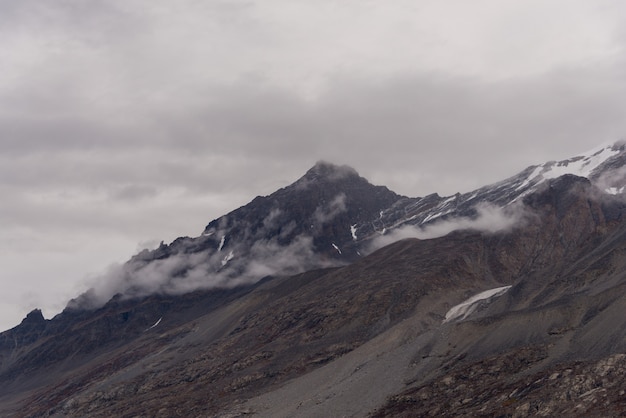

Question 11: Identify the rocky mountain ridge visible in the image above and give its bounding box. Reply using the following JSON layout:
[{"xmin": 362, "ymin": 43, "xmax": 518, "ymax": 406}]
[
  {"xmin": 63, "ymin": 142, "xmax": 626, "ymax": 312},
  {"xmin": 2, "ymin": 142, "xmax": 626, "ymax": 416}
]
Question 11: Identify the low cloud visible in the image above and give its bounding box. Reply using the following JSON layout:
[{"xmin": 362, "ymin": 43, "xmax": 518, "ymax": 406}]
[
  {"xmin": 313, "ymin": 193, "xmax": 347, "ymax": 225},
  {"xmin": 67, "ymin": 200, "xmax": 530, "ymax": 311},
  {"xmin": 593, "ymin": 165, "xmax": 626, "ymax": 196},
  {"xmin": 68, "ymin": 223, "xmax": 338, "ymax": 311},
  {"xmin": 370, "ymin": 203, "xmax": 528, "ymax": 251}
]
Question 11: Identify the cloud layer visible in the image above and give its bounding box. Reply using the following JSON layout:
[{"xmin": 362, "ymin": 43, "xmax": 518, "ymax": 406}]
[
  {"xmin": 370, "ymin": 203, "xmax": 529, "ymax": 251},
  {"xmin": 69, "ymin": 232, "xmax": 336, "ymax": 311}
]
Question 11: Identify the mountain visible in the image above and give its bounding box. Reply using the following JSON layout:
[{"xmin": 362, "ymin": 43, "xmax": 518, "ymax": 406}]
[
  {"xmin": 65, "ymin": 161, "xmax": 404, "ymax": 311},
  {"xmin": 2, "ymin": 143, "xmax": 626, "ymax": 417}
]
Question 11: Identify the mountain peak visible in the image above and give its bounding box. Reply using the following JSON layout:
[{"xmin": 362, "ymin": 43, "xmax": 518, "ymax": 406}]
[
  {"xmin": 302, "ymin": 161, "xmax": 360, "ymax": 182},
  {"xmin": 21, "ymin": 309, "xmax": 45, "ymax": 325}
]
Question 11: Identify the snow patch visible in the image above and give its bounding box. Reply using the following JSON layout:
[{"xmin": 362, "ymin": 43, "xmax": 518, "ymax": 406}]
[
  {"xmin": 422, "ymin": 196, "xmax": 457, "ymax": 224},
  {"xmin": 146, "ymin": 317, "xmax": 162, "ymax": 331},
  {"xmin": 464, "ymin": 192, "xmax": 479, "ymax": 202},
  {"xmin": 541, "ymin": 145, "xmax": 620, "ymax": 181},
  {"xmin": 443, "ymin": 196, "xmax": 456, "ymax": 205},
  {"xmin": 422, "ymin": 211, "xmax": 445, "ymax": 224},
  {"xmin": 508, "ymin": 190, "xmax": 531, "ymax": 205},
  {"xmin": 218, "ymin": 235, "xmax": 226, "ymax": 252},
  {"xmin": 332, "ymin": 243, "xmax": 342, "ymax": 254},
  {"xmin": 516, "ymin": 166, "xmax": 543, "ymax": 191},
  {"xmin": 606, "ymin": 186, "xmax": 625, "ymax": 195},
  {"xmin": 221, "ymin": 250, "xmax": 234, "ymax": 266},
  {"xmin": 350, "ymin": 224, "xmax": 358, "ymax": 241},
  {"xmin": 443, "ymin": 286, "xmax": 511, "ymax": 323}
]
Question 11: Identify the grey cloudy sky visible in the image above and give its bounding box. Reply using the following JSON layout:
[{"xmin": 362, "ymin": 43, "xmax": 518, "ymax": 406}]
[{"xmin": 2, "ymin": 0, "xmax": 626, "ymax": 331}]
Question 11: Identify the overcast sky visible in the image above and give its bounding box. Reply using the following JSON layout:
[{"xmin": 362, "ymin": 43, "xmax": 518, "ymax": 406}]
[{"xmin": 2, "ymin": 0, "xmax": 626, "ymax": 331}]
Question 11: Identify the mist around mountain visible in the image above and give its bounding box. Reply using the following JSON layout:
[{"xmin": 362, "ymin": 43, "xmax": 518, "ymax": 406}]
[{"xmin": 2, "ymin": 142, "xmax": 626, "ymax": 416}]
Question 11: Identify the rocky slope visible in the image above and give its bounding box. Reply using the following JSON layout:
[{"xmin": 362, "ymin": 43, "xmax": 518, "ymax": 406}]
[{"xmin": 1, "ymin": 143, "xmax": 626, "ymax": 416}]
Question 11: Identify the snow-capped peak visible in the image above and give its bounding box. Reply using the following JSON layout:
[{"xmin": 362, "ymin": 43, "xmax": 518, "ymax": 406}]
[
  {"xmin": 508, "ymin": 142, "xmax": 626, "ymax": 199},
  {"xmin": 539, "ymin": 143, "xmax": 622, "ymax": 181}
]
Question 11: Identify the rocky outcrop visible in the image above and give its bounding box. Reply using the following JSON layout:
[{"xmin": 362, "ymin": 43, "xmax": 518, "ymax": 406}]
[{"xmin": 374, "ymin": 351, "xmax": 626, "ymax": 417}]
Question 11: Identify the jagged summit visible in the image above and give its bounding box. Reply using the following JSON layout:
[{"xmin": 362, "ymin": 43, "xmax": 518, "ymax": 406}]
[
  {"xmin": 21, "ymin": 309, "xmax": 45, "ymax": 325},
  {"xmin": 301, "ymin": 160, "xmax": 360, "ymax": 181},
  {"xmin": 288, "ymin": 161, "xmax": 376, "ymax": 193},
  {"xmin": 198, "ymin": 159, "xmax": 402, "ymax": 262}
]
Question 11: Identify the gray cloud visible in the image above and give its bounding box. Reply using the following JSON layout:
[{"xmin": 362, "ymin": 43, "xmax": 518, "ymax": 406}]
[
  {"xmin": 110, "ymin": 184, "xmax": 159, "ymax": 202},
  {"xmin": 370, "ymin": 203, "xmax": 530, "ymax": 251},
  {"xmin": 70, "ymin": 232, "xmax": 335, "ymax": 311},
  {"xmin": 313, "ymin": 193, "xmax": 348, "ymax": 225},
  {"xmin": 5, "ymin": 68, "xmax": 625, "ymax": 197}
]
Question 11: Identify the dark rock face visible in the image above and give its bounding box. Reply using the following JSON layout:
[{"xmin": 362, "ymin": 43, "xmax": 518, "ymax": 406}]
[
  {"xmin": 0, "ymin": 310, "xmax": 47, "ymax": 377},
  {"xmin": 3, "ymin": 150, "xmax": 626, "ymax": 417},
  {"xmin": 201, "ymin": 161, "xmax": 404, "ymax": 260},
  {"xmin": 66, "ymin": 162, "xmax": 408, "ymax": 311}
]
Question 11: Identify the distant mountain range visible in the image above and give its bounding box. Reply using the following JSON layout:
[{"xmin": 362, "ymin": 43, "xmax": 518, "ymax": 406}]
[{"xmin": 2, "ymin": 142, "xmax": 626, "ymax": 417}]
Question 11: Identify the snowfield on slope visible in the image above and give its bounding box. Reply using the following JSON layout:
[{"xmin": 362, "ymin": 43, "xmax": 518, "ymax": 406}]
[
  {"xmin": 444, "ymin": 286, "xmax": 512, "ymax": 323},
  {"xmin": 540, "ymin": 145, "xmax": 620, "ymax": 181}
]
